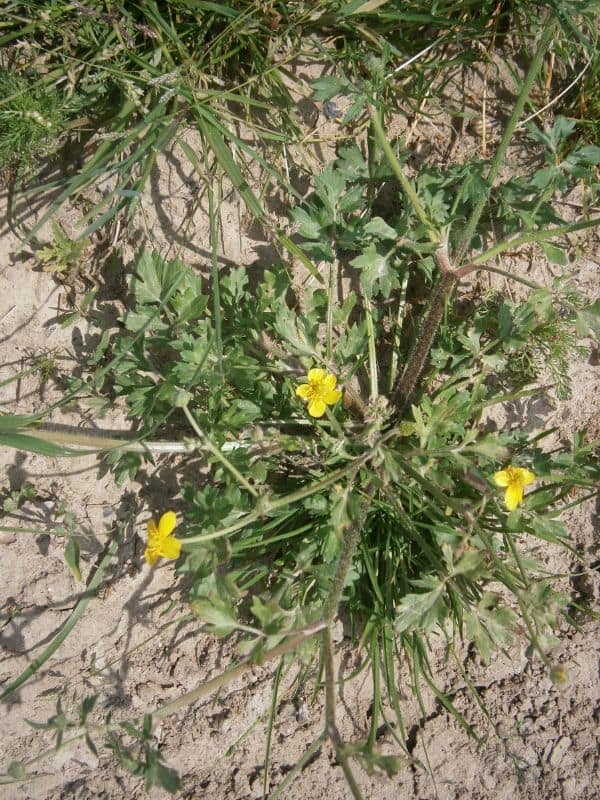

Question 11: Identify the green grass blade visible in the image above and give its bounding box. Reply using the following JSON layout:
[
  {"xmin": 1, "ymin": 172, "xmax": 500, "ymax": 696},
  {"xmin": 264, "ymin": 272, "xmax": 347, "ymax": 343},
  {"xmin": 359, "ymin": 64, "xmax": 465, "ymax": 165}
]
[
  {"xmin": 0, "ymin": 413, "xmax": 44, "ymax": 432},
  {"xmin": 0, "ymin": 432, "xmax": 94, "ymax": 457},
  {"xmin": 196, "ymin": 115, "xmax": 264, "ymax": 219}
]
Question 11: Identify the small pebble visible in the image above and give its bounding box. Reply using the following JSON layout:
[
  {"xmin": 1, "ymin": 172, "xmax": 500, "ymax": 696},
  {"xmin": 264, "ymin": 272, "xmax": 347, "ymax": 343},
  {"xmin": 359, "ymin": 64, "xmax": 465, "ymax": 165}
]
[{"xmin": 323, "ymin": 100, "xmax": 341, "ymax": 120}]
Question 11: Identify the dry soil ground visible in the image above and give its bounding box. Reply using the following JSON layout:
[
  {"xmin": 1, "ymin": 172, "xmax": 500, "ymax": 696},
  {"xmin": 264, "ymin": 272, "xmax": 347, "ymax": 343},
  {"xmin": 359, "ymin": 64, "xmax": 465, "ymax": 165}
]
[{"xmin": 0, "ymin": 64, "xmax": 599, "ymax": 800}]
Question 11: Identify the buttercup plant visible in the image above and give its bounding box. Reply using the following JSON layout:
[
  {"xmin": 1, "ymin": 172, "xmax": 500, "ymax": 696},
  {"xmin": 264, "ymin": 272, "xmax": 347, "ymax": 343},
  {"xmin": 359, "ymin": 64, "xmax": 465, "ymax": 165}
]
[{"xmin": 1, "ymin": 8, "xmax": 600, "ymax": 799}]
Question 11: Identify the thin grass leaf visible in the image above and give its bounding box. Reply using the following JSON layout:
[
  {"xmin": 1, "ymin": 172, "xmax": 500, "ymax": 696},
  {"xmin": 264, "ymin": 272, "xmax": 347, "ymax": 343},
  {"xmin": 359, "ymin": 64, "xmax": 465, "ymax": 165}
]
[{"xmin": 0, "ymin": 432, "xmax": 94, "ymax": 457}]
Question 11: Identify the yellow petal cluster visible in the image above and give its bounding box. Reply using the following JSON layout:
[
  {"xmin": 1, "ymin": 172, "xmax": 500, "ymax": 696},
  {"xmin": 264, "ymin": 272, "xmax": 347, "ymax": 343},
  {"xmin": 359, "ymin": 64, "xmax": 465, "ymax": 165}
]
[
  {"xmin": 493, "ymin": 466, "xmax": 536, "ymax": 511},
  {"xmin": 145, "ymin": 511, "xmax": 181, "ymax": 566},
  {"xmin": 296, "ymin": 368, "xmax": 342, "ymax": 418}
]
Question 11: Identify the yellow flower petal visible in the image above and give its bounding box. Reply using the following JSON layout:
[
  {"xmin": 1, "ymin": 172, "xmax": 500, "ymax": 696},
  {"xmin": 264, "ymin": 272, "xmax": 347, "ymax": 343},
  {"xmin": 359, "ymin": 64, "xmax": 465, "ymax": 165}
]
[
  {"xmin": 516, "ymin": 468, "xmax": 536, "ymax": 486},
  {"xmin": 159, "ymin": 535, "xmax": 181, "ymax": 561},
  {"xmin": 321, "ymin": 374, "xmax": 337, "ymax": 392},
  {"xmin": 505, "ymin": 484, "xmax": 524, "ymax": 511},
  {"xmin": 157, "ymin": 511, "xmax": 177, "ymax": 538},
  {"xmin": 145, "ymin": 512, "xmax": 179, "ymax": 567},
  {"xmin": 493, "ymin": 469, "xmax": 510, "ymax": 487},
  {"xmin": 322, "ymin": 388, "xmax": 342, "ymax": 405},
  {"xmin": 296, "ymin": 384, "xmax": 311, "ymax": 399},
  {"xmin": 307, "ymin": 368, "xmax": 326, "ymax": 384},
  {"xmin": 308, "ymin": 398, "xmax": 327, "ymax": 418}
]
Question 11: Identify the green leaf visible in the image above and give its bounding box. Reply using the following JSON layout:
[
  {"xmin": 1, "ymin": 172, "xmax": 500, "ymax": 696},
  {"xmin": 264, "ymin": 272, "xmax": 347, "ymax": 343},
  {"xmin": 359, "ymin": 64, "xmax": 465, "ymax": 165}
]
[
  {"xmin": 395, "ymin": 581, "xmax": 444, "ymax": 633},
  {"xmin": 291, "ymin": 207, "xmax": 322, "ymax": 240},
  {"xmin": 79, "ymin": 695, "xmax": 97, "ymax": 725},
  {"xmin": 191, "ymin": 597, "xmax": 238, "ymax": 636},
  {"xmin": 350, "ymin": 244, "xmax": 395, "ymax": 298},
  {"xmin": 540, "ymin": 242, "xmax": 567, "ymax": 266},
  {"xmin": 64, "ymin": 537, "xmax": 82, "ymax": 582},
  {"xmin": 451, "ymin": 550, "xmax": 484, "ymax": 577},
  {"xmin": 0, "ymin": 413, "xmax": 42, "ymax": 432},
  {"xmin": 156, "ymin": 763, "xmax": 181, "ymax": 794},
  {"xmin": 315, "ymin": 165, "xmax": 348, "ymax": 214},
  {"xmin": 336, "ymin": 144, "xmax": 369, "ymax": 179},
  {"xmin": 0, "ymin": 432, "xmax": 88, "ymax": 457},
  {"xmin": 574, "ymin": 144, "xmax": 600, "ymax": 163},
  {"xmin": 275, "ymin": 230, "xmax": 325, "ymax": 283},
  {"xmin": 343, "ymin": 0, "xmax": 390, "ymax": 14},
  {"xmin": 364, "ymin": 216, "xmax": 398, "ymax": 240},
  {"xmin": 311, "ymin": 76, "xmax": 349, "ymax": 101},
  {"xmin": 85, "ymin": 734, "xmax": 98, "ymax": 757},
  {"xmin": 221, "ymin": 399, "xmax": 261, "ymax": 428},
  {"xmin": 465, "ymin": 434, "xmax": 509, "ymax": 461},
  {"xmin": 131, "ymin": 250, "xmax": 189, "ymax": 306},
  {"xmin": 575, "ymin": 299, "xmax": 600, "ymax": 340},
  {"xmin": 531, "ymin": 516, "xmax": 569, "ymax": 544},
  {"xmin": 197, "ymin": 116, "xmax": 264, "ymax": 219}
]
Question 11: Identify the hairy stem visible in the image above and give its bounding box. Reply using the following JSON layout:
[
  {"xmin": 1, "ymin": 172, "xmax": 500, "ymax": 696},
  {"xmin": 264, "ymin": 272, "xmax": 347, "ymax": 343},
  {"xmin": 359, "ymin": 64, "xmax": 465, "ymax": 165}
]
[{"xmin": 389, "ymin": 268, "xmax": 456, "ymax": 418}]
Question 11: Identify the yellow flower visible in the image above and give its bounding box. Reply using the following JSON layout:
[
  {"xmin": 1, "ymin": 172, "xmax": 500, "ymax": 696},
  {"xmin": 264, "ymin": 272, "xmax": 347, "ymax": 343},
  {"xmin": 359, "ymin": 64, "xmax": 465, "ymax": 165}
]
[
  {"xmin": 145, "ymin": 511, "xmax": 181, "ymax": 566},
  {"xmin": 493, "ymin": 466, "xmax": 536, "ymax": 511},
  {"xmin": 296, "ymin": 368, "xmax": 343, "ymax": 418}
]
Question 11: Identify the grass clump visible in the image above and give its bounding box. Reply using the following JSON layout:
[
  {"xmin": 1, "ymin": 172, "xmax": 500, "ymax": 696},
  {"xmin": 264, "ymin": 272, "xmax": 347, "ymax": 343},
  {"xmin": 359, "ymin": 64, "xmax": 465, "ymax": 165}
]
[
  {"xmin": 0, "ymin": 68, "xmax": 71, "ymax": 174},
  {"xmin": 1, "ymin": 0, "xmax": 596, "ymax": 244}
]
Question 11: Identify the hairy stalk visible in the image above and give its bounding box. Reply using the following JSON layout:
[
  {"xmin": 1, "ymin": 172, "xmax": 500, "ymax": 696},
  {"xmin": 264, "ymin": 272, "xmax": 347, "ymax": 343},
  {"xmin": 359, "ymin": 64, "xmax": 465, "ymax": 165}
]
[
  {"xmin": 7, "ymin": 621, "xmax": 328, "ymax": 781},
  {"xmin": 183, "ymin": 451, "xmax": 373, "ymax": 545},
  {"xmin": 318, "ymin": 484, "xmax": 377, "ymax": 800},
  {"xmin": 465, "ymin": 216, "xmax": 600, "ymax": 269},
  {"xmin": 327, "ymin": 259, "xmax": 337, "ymax": 362},
  {"xmin": 382, "ymin": 16, "xmax": 560, "ymax": 424},
  {"xmin": 362, "ymin": 290, "xmax": 379, "ymax": 401},
  {"xmin": 21, "ymin": 425, "xmax": 198, "ymax": 453},
  {"xmin": 389, "ymin": 266, "xmax": 456, "ymax": 419},
  {"xmin": 387, "ymin": 272, "xmax": 409, "ymax": 394},
  {"xmin": 263, "ymin": 659, "xmax": 283, "ymax": 797},
  {"xmin": 151, "ymin": 623, "xmax": 326, "ymax": 719},
  {"xmin": 207, "ymin": 174, "xmax": 224, "ymax": 376},
  {"xmin": 324, "ymin": 485, "xmax": 374, "ymax": 623},
  {"xmin": 367, "ymin": 630, "xmax": 381, "ymax": 750}
]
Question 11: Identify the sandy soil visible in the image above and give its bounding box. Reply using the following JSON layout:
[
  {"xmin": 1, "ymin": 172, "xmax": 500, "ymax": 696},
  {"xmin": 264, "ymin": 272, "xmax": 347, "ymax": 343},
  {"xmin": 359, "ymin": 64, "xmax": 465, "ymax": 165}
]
[{"xmin": 1, "ymin": 69, "xmax": 599, "ymax": 800}]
